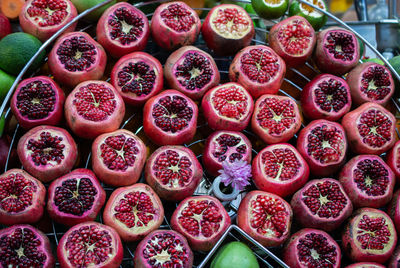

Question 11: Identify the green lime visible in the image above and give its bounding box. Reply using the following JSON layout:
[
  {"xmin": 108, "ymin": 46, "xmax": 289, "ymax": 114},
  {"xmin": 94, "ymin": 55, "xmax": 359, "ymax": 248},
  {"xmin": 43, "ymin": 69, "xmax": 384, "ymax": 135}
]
[
  {"xmin": 362, "ymin": 57, "xmax": 385, "ymax": 65},
  {"xmin": 70, "ymin": 0, "xmax": 117, "ymax": 21},
  {"xmin": 210, "ymin": 241, "xmax": 260, "ymax": 268},
  {"xmin": 289, "ymin": 0, "xmax": 327, "ymax": 30},
  {"xmin": 251, "ymin": 0, "xmax": 289, "ymax": 20},
  {"xmin": 0, "ymin": 32, "xmax": 45, "ymax": 76},
  {"xmin": 0, "ymin": 69, "xmax": 15, "ymax": 101}
]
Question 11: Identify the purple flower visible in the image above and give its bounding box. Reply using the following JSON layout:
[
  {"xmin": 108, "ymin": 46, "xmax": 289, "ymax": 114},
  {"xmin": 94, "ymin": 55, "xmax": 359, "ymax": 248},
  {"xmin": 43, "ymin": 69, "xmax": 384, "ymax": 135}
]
[{"xmin": 217, "ymin": 159, "xmax": 252, "ymax": 191}]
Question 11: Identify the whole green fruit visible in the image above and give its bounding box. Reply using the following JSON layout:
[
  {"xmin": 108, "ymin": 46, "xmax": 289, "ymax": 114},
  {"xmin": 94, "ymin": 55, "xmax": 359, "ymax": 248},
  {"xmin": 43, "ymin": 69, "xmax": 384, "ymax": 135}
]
[
  {"xmin": 211, "ymin": 241, "xmax": 260, "ymax": 268},
  {"xmin": 70, "ymin": 0, "xmax": 117, "ymax": 21}
]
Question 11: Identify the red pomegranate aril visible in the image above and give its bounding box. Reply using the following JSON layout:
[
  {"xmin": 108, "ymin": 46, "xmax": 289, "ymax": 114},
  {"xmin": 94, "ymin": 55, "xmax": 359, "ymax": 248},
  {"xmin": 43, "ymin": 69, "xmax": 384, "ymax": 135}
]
[
  {"xmin": 345, "ymin": 263, "xmax": 386, "ymax": 268},
  {"xmin": 386, "ymin": 140, "xmax": 400, "ymax": 182},
  {"xmin": 388, "ymin": 189, "xmax": 400, "ymax": 235}
]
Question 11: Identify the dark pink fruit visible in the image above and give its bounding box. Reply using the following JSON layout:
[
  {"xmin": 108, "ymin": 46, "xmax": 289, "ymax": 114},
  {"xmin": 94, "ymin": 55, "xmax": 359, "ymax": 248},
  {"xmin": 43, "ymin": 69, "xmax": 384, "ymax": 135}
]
[
  {"xmin": 58, "ymin": 222, "xmax": 123, "ymax": 268},
  {"xmin": 388, "ymin": 189, "xmax": 400, "ymax": 235},
  {"xmin": 65, "ymin": 80, "xmax": 125, "ymax": 139},
  {"xmin": 103, "ymin": 183, "xmax": 164, "ymax": 242},
  {"xmin": 342, "ymin": 208, "xmax": 397, "ymax": 264},
  {"xmin": 237, "ymin": 190, "xmax": 292, "ymax": 247},
  {"xmin": 0, "ymin": 136, "xmax": 12, "ymax": 171},
  {"xmin": 11, "ymin": 76, "xmax": 65, "ymax": 130},
  {"xmin": 97, "ymin": 2, "xmax": 149, "ymax": 58},
  {"xmin": 48, "ymin": 31, "xmax": 107, "ymax": 87},
  {"xmin": 150, "ymin": 1, "xmax": 200, "ymax": 51},
  {"xmin": 342, "ymin": 102, "xmax": 396, "ymax": 155},
  {"xmin": 386, "ymin": 140, "xmax": 400, "ymax": 182},
  {"xmin": 0, "ymin": 13, "xmax": 11, "ymax": 39},
  {"xmin": 300, "ymin": 74, "xmax": 351, "ymax": 121},
  {"xmin": 296, "ymin": 119, "xmax": 347, "ymax": 177},
  {"xmin": 229, "ymin": 45, "xmax": 286, "ymax": 98},
  {"xmin": 202, "ymin": 82, "xmax": 254, "ymax": 131},
  {"xmin": 164, "ymin": 46, "xmax": 220, "ymax": 100},
  {"xmin": 92, "ymin": 129, "xmax": 147, "ymax": 187},
  {"xmin": 251, "ymin": 94, "xmax": 301, "ymax": 144},
  {"xmin": 388, "ymin": 246, "xmax": 400, "ymax": 268},
  {"xmin": 145, "ymin": 145, "xmax": 202, "ymax": 201},
  {"xmin": 171, "ymin": 195, "xmax": 231, "ymax": 251},
  {"xmin": 143, "ymin": 89, "xmax": 198, "ymax": 145},
  {"xmin": 345, "ymin": 263, "xmax": 385, "ymax": 268},
  {"xmin": 110, "ymin": 51, "xmax": 163, "ymax": 106},
  {"xmin": 17, "ymin": 125, "xmax": 77, "ymax": 182}
]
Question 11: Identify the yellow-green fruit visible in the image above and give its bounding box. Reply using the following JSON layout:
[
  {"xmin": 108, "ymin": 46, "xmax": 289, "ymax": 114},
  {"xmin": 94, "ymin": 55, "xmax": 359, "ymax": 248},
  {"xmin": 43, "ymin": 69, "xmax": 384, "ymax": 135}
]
[
  {"xmin": 71, "ymin": 0, "xmax": 117, "ymax": 21},
  {"xmin": 211, "ymin": 241, "xmax": 260, "ymax": 268},
  {"xmin": 0, "ymin": 69, "xmax": 15, "ymax": 101}
]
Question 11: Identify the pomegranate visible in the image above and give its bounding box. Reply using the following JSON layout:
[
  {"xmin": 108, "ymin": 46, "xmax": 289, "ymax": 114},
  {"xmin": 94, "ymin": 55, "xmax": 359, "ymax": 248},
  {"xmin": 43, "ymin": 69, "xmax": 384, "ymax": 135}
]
[
  {"xmin": 0, "ymin": 224, "xmax": 54, "ymax": 268},
  {"xmin": 58, "ymin": 222, "xmax": 123, "ymax": 268},
  {"xmin": 314, "ymin": 27, "xmax": 360, "ymax": 75},
  {"xmin": 134, "ymin": 229, "xmax": 193, "ymax": 268},
  {"xmin": 342, "ymin": 102, "xmax": 396, "ymax": 155},
  {"xmin": 347, "ymin": 62, "xmax": 395, "ymax": 106},
  {"xmin": 150, "ymin": 1, "xmax": 200, "ymax": 51},
  {"xmin": 171, "ymin": 195, "xmax": 231, "ymax": 251},
  {"xmin": 342, "ymin": 208, "xmax": 397, "ymax": 264},
  {"xmin": 201, "ymin": 82, "xmax": 254, "ymax": 131},
  {"xmin": 92, "ymin": 129, "xmax": 147, "ymax": 187},
  {"xmin": 11, "ymin": 76, "xmax": 65, "ymax": 130},
  {"xmin": 48, "ymin": 31, "xmax": 107, "ymax": 87},
  {"xmin": 300, "ymin": 74, "xmax": 352, "ymax": 121},
  {"xmin": 387, "ymin": 189, "xmax": 400, "ymax": 234},
  {"xmin": 251, "ymin": 94, "xmax": 301, "ymax": 144},
  {"xmin": 103, "ymin": 183, "xmax": 164, "ymax": 242},
  {"xmin": 236, "ymin": 190, "xmax": 292, "ymax": 247},
  {"xmin": 17, "ymin": 125, "xmax": 77, "ymax": 182},
  {"xmin": 386, "ymin": 140, "xmax": 400, "ymax": 181},
  {"xmin": 47, "ymin": 168, "xmax": 106, "ymax": 226},
  {"xmin": 143, "ymin": 89, "xmax": 198, "ymax": 145},
  {"xmin": 110, "ymin": 51, "xmax": 163, "ymax": 106},
  {"xmin": 283, "ymin": 228, "xmax": 341, "ymax": 268},
  {"xmin": 65, "ymin": 80, "xmax": 125, "ymax": 139},
  {"xmin": 0, "ymin": 169, "xmax": 46, "ymax": 225},
  {"xmin": 19, "ymin": 0, "xmax": 78, "ymax": 42},
  {"xmin": 345, "ymin": 263, "xmax": 385, "ymax": 268},
  {"xmin": 202, "ymin": 4, "xmax": 254, "ymax": 55},
  {"xmin": 145, "ymin": 145, "xmax": 202, "ymax": 201},
  {"xmin": 0, "ymin": 136, "xmax": 13, "ymax": 171},
  {"xmin": 97, "ymin": 2, "xmax": 149, "ymax": 58},
  {"xmin": 203, "ymin": 130, "xmax": 252, "ymax": 176},
  {"xmin": 0, "ymin": 13, "xmax": 11, "ymax": 40},
  {"xmin": 164, "ymin": 46, "xmax": 220, "ymax": 100},
  {"xmin": 388, "ymin": 246, "xmax": 400, "ymax": 268},
  {"xmin": 296, "ymin": 119, "xmax": 347, "ymax": 177},
  {"xmin": 229, "ymin": 45, "xmax": 286, "ymax": 98},
  {"xmin": 268, "ymin": 15, "xmax": 316, "ymax": 67}
]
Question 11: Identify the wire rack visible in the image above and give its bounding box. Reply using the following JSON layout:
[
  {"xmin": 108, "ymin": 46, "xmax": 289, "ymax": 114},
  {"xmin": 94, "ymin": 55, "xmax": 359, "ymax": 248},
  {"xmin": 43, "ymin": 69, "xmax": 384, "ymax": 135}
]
[{"xmin": 1, "ymin": 0, "xmax": 400, "ymax": 267}]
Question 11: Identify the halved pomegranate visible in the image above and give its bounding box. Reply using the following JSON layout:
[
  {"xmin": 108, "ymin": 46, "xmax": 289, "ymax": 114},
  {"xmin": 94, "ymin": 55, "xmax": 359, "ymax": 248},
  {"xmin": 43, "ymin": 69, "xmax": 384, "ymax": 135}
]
[
  {"xmin": 237, "ymin": 190, "xmax": 292, "ymax": 247},
  {"xmin": 17, "ymin": 125, "xmax": 77, "ymax": 182},
  {"xmin": 388, "ymin": 189, "xmax": 400, "ymax": 234},
  {"xmin": 0, "ymin": 169, "xmax": 46, "ymax": 226},
  {"xmin": 202, "ymin": 82, "xmax": 254, "ymax": 131},
  {"xmin": 229, "ymin": 45, "xmax": 286, "ymax": 98},
  {"xmin": 268, "ymin": 15, "xmax": 316, "ymax": 67},
  {"xmin": 145, "ymin": 145, "xmax": 202, "ymax": 201},
  {"xmin": 171, "ymin": 195, "xmax": 231, "ymax": 251},
  {"xmin": 346, "ymin": 263, "xmax": 385, "ymax": 268},
  {"xmin": 342, "ymin": 208, "xmax": 397, "ymax": 264},
  {"xmin": 65, "ymin": 80, "xmax": 125, "ymax": 139},
  {"xmin": 252, "ymin": 143, "xmax": 309, "ymax": 197},
  {"xmin": 58, "ymin": 222, "xmax": 123, "ymax": 268},
  {"xmin": 19, "ymin": 0, "xmax": 78, "ymax": 42},
  {"xmin": 296, "ymin": 119, "xmax": 347, "ymax": 177},
  {"xmin": 164, "ymin": 46, "xmax": 220, "ymax": 100},
  {"xmin": 251, "ymin": 94, "xmax": 301, "ymax": 144},
  {"xmin": 202, "ymin": 4, "xmax": 254, "ymax": 55},
  {"xmin": 97, "ymin": 2, "xmax": 149, "ymax": 58},
  {"xmin": 110, "ymin": 51, "xmax": 163, "ymax": 106},
  {"xmin": 150, "ymin": 1, "xmax": 201, "ymax": 51},
  {"xmin": 143, "ymin": 89, "xmax": 198, "ymax": 145},
  {"xmin": 388, "ymin": 246, "xmax": 400, "ymax": 268},
  {"xmin": 386, "ymin": 140, "xmax": 400, "ymax": 182},
  {"xmin": 103, "ymin": 183, "xmax": 164, "ymax": 242},
  {"xmin": 48, "ymin": 32, "xmax": 107, "ymax": 87},
  {"xmin": 300, "ymin": 74, "xmax": 352, "ymax": 121},
  {"xmin": 342, "ymin": 102, "xmax": 396, "ymax": 155}
]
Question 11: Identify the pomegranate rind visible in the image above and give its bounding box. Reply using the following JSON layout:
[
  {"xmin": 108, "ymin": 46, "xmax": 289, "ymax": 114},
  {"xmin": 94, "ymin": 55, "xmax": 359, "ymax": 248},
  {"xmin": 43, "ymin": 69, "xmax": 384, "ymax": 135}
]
[
  {"xmin": 0, "ymin": 169, "xmax": 46, "ymax": 226},
  {"xmin": 92, "ymin": 129, "xmax": 147, "ymax": 186},
  {"xmin": 47, "ymin": 168, "xmax": 106, "ymax": 226},
  {"xmin": 229, "ymin": 45, "xmax": 286, "ymax": 98},
  {"xmin": 17, "ymin": 125, "xmax": 78, "ymax": 183},
  {"xmin": 342, "ymin": 208, "xmax": 397, "ymax": 264},
  {"xmin": 96, "ymin": 2, "xmax": 149, "ymax": 58},
  {"xmin": 103, "ymin": 183, "xmax": 164, "ymax": 242},
  {"xmin": 387, "ymin": 189, "xmax": 400, "ymax": 234},
  {"xmin": 164, "ymin": 45, "xmax": 220, "ymax": 100},
  {"xmin": 237, "ymin": 190, "xmax": 292, "ymax": 247},
  {"xmin": 171, "ymin": 195, "xmax": 231, "ymax": 251},
  {"xmin": 386, "ymin": 140, "xmax": 400, "ymax": 182},
  {"xmin": 145, "ymin": 145, "xmax": 203, "ymax": 201},
  {"xmin": 388, "ymin": 246, "xmax": 400, "ymax": 268},
  {"xmin": 57, "ymin": 222, "xmax": 123, "ymax": 268},
  {"xmin": 345, "ymin": 263, "xmax": 386, "ymax": 268},
  {"xmin": 110, "ymin": 51, "xmax": 163, "ymax": 106}
]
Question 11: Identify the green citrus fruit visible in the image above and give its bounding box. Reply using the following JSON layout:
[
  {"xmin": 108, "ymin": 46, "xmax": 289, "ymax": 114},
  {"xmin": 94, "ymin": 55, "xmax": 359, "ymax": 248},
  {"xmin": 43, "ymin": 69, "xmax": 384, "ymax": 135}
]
[
  {"xmin": 210, "ymin": 241, "xmax": 260, "ymax": 268},
  {"xmin": 389, "ymin": 55, "xmax": 400, "ymax": 85},
  {"xmin": 251, "ymin": 0, "xmax": 289, "ymax": 20},
  {"xmin": 70, "ymin": 0, "xmax": 117, "ymax": 21},
  {"xmin": 363, "ymin": 57, "xmax": 385, "ymax": 65},
  {"xmin": 0, "ymin": 69, "xmax": 15, "ymax": 101},
  {"xmin": 289, "ymin": 0, "xmax": 327, "ymax": 30}
]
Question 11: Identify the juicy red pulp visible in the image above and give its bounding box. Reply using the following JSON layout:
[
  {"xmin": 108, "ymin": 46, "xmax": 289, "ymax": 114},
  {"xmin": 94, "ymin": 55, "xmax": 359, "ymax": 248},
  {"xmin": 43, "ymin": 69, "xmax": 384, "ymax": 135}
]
[
  {"xmin": 213, "ymin": 7, "xmax": 250, "ymax": 38},
  {"xmin": 27, "ymin": 0, "xmax": 69, "ymax": 27},
  {"xmin": 361, "ymin": 65, "xmax": 392, "ymax": 101},
  {"xmin": 297, "ymin": 232, "xmax": 339, "ymax": 267},
  {"xmin": 100, "ymin": 134, "xmax": 139, "ymax": 171},
  {"xmin": 277, "ymin": 18, "xmax": 313, "ymax": 55},
  {"xmin": 262, "ymin": 147, "xmax": 300, "ymax": 181},
  {"xmin": 358, "ymin": 109, "xmax": 393, "ymax": 148},
  {"xmin": 57, "ymin": 36, "xmax": 97, "ymax": 72},
  {"xmin": 313, "ymin": 78, "xmax": 349, "ymax": 113},
  {"xmin": 27, "ymin": 131, "xmax": 65, "ymax": 166},
  {"xmin": 117, "ymin": 61, "xmax": 156, "ymax": 96},
  {"xmin": 354, "ymin": 159, "xmax": 389, "ymax": 196},
  {"xmin": 108, "ymin": 7, "xmax": 145, "ymax": 45},
  {"xmin": 325, "ymin": 31, "xmax": 355, "ymax": 61},
  {"xmin": 212, "ymin": 85, "xmax": 248, "ymax": 119},
  {"xmin": 212, "ymin": 134, "xmax": 247, "ymax": 163},
  {"xmin": 160, "ymin": 3, "xmax": 196, "ymax": 32},
  {"xmin": 240, "ymin": 48, "xmax": 280, "ymax": 83},
  {"xmin": 357, "ymin": 214, "xmax": 392, "ymax": 250}
]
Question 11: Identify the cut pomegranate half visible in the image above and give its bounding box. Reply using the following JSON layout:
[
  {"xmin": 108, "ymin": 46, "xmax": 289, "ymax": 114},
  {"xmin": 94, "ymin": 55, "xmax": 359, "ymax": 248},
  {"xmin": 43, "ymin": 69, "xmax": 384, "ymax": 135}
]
[{"xmin": 386, "ymin": 140, "xmax": 400, "ymax": 183}]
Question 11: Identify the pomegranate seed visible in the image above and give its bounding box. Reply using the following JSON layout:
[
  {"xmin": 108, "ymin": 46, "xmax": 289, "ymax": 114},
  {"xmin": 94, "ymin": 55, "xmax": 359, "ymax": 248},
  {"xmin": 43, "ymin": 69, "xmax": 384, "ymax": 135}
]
[
  {"xmin": 108, "ymin": 7, "xmax": 144, "ymax": 45},
  {"xmin": 212, "ymin": 133, "xmax": 247, "ymax": 163},
  {"xmin": 212, "ymin": 85, "xmax": 248, "ymax": 119},
  {"xmin": 213, "ymin": 7, "xmax": 250, "ymax": 37},
  {"xmin": 277, "ymin": 18, "xmax": 313, "ymax": 55},
  {"xmin": 26, "ymin": 131, "xmax": 65, "ymax": 166},
  {"xmin": 160, "ymin": 3, "xmax": 195, "ymax": 32},
  {"xmin": 324, "ymin": 31, "xmax": 355, "ymax": 61},
  {"xmin": 240, "ymin": 48, "xmax": 280, "ymax": 83},
  {"xmin": 360, "ymin": 66, "xmax": 392, "ymax": 101},
  {"xmin": 297, "ymin": 232, "xmax": 339, "ymax": 267},
  {"xmin": 314, "ymin": 78, "xmax": 349, "ymax": 112},
  {"xmin": 354, "ymin": 158, "xmax": 389, "ymax": 196},
  {"xmin": 357, "ymin": 108, "xmax": 393, "ymax": 148},
  {"xmin": 357, "ymin": 214, "xmax": 392, "ymax": 250},
  {"xmin": 27, "ymin": 0, "xmax": 68, "ymax": 27},
  {"xmin": 261, "ymin": 147, "xmax": 301, "ymax": 181},
  {"xmin": 117, "ymin": 61, "xmax": 156, "ymax": 96},
  {"xmin": 100, "ymin": 134, "xmax": 139, "ymax": 171}
]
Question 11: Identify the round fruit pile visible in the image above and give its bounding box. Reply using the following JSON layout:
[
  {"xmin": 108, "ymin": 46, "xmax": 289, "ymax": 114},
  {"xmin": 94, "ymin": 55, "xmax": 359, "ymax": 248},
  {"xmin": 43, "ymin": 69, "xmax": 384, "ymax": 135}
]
[{"xmin": 0, "ymin": 0, "xmax": 400, "ymax": 267}]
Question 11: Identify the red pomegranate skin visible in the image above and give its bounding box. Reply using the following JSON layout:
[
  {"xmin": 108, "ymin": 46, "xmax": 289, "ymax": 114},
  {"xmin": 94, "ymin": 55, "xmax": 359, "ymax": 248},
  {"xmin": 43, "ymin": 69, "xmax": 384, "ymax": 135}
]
[
  {"xmin": 388, "ymin": 246, "xmax": 400, "ymax": 268},
  {"xmin": 0, "ymin": 13, "xmax": 11, "ymax": 39},
  {"xmin": 386, "ymin": 140, "xmax": 400, "ymax": 183},
  {"xmin": 387, "ymin": 189, "xmax": 400, "ymax": 235},
  {"xmin": 345, "ymin": 263, "xmax": 386, "ymax": 268}
]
